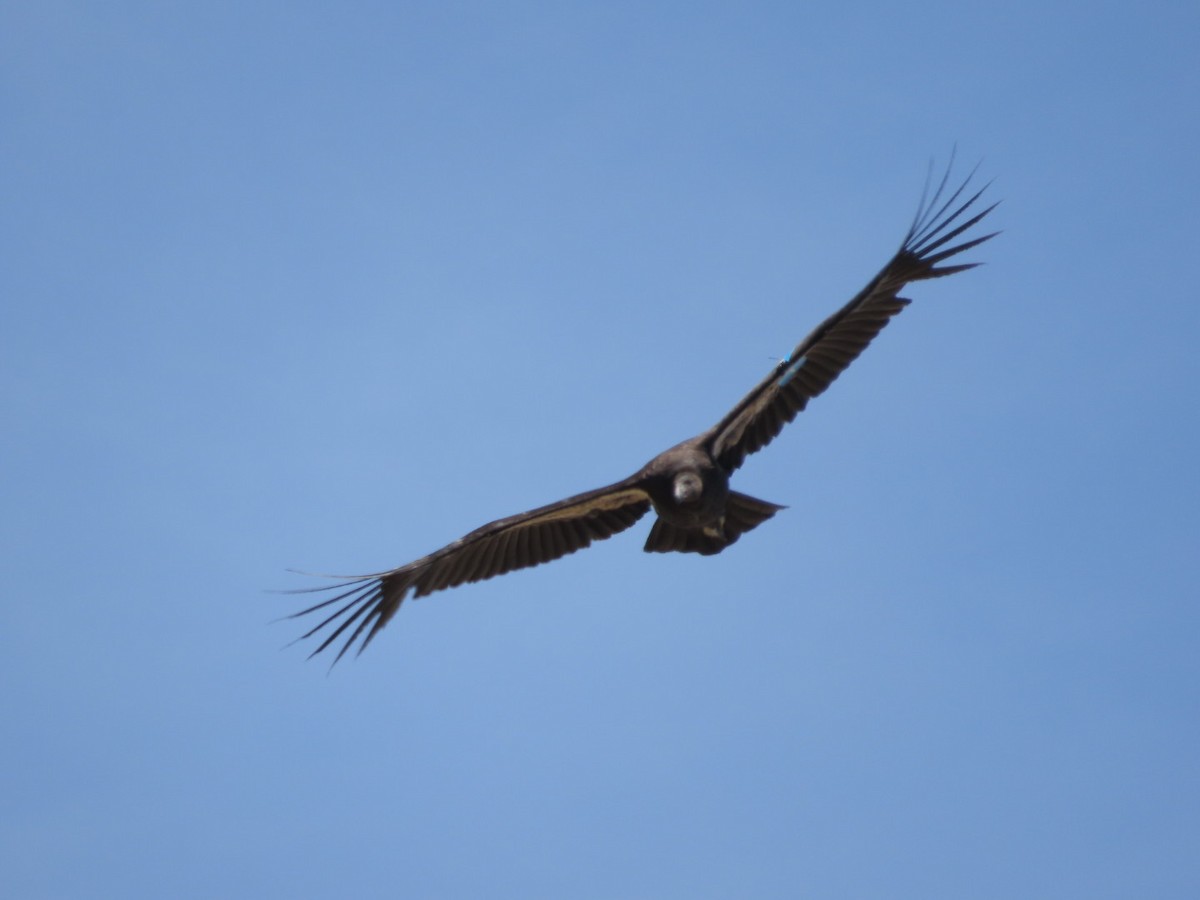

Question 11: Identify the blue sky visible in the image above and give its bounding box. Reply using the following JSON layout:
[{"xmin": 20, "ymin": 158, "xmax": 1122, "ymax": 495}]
[{"xmin": 3, "ymin": 2, "xmax": 1198, "ymax": 897}]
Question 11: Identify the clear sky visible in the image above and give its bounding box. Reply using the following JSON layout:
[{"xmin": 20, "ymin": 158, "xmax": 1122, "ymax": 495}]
[{"xmin": 3, "ymin": 2, "xmax": 1198, "ymax": 898}]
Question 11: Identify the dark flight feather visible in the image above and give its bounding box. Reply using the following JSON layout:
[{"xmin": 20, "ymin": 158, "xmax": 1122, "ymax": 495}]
[{"xmin": 284, "ymin": 159, "xmax": 997, "ymax": 664}]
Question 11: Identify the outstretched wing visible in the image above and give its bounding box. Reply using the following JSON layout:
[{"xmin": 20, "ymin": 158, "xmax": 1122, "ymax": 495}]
[
  {"xmin": 707, "ymin": 163, "xmax": 998, "ymax": 472},
  {"xmin": 287, "ymin": 481, "xmax": 652, "ymax": 663}
]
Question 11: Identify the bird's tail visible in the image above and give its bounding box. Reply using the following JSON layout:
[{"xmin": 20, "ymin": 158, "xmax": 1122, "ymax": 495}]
[{"xmin": 643, "ymin": 491, "xmax": 785, "ymax": 556}]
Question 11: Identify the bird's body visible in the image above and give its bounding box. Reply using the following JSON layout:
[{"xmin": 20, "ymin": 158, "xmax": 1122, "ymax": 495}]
[
  {"xmin": 287, "ymin": 161, "xmax": 997, "ymax": 663},
  {"xmin": 638, "ymin": 438, "xmax": 734, "ymax": 542},
  {"xmin": 635, "ymin": 436, "xmax": 781, "ymax": 555}
]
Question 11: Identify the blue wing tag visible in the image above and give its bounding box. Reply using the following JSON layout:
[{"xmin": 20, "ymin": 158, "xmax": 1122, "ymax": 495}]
[{"xmin": 778, "ymin": 354, "xmax": 807, "ymax": 387}]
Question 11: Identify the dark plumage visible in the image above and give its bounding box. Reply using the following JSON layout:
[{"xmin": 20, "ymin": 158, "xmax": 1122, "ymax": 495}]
[{"xmin": 286, "ymin": 162, "xmax": 997, "ymax": 663}]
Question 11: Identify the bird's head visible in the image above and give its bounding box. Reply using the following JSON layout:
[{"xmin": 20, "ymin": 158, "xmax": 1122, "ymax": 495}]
[{"xmin": 672, "ymin": 471, "xmax": 704, "ymax": 505}]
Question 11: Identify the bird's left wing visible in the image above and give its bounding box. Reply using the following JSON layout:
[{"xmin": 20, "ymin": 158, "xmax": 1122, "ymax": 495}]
[
  {"xmin": 706, "ymin": 164, "xmax": 997, "ymax": 472},
  {"xmin": 286, "ymin": 481, "xmax": 652, "ymax": 664}
]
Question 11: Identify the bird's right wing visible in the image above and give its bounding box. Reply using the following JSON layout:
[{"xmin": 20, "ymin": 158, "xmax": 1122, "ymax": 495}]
[{"xmin": 285, "ymin": 480, "xmax": 652, "ymax": 664}]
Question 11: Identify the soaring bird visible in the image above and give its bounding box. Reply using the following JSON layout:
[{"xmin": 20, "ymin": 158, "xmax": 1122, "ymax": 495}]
[{"xmin": 287, "ymin": 162, "xmax": 997, "ymax": 663}]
